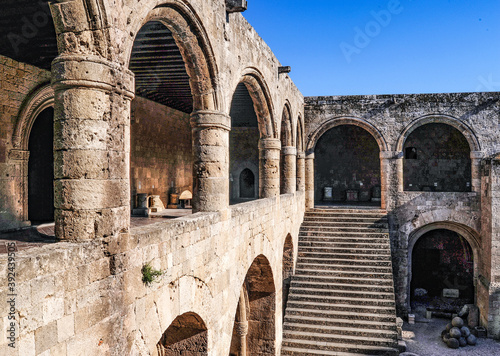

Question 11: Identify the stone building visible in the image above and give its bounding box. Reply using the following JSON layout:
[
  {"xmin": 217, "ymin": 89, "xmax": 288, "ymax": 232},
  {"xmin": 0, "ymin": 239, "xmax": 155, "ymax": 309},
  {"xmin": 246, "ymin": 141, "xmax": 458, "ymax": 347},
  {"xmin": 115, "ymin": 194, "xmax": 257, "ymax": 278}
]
[{"xmin": 0, "ymin": 0, "xmax": 499, "ymax": 355}]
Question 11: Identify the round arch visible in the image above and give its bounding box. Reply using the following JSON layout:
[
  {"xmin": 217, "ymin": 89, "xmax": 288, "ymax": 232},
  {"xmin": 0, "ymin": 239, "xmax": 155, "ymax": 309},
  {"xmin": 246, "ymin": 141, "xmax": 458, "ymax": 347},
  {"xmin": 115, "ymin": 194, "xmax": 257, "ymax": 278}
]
[
  {"xmin": 234, "ymin": 68, "xmax": 276, "ymax": 139},
  {"xmin": 125, "ymin": 1, "xmax": 220, "ymax": 112},
  {"xmin": 296, "ymin": 114, "xmax": 304, "ymax": 153},
  {"xmin": 12, "ymin": 83, "xmax": 54, "ymax": 150},
  {"xmin": 407, "ymin": 222, "xmax": 480, "ymax": 310},
  {"xmin": 396, "ymin": 114, "xmax": 481, "ymax": 153},
  {"xmin": 306, "ymin": 116, "xmax": 388, "ymax": 154}
]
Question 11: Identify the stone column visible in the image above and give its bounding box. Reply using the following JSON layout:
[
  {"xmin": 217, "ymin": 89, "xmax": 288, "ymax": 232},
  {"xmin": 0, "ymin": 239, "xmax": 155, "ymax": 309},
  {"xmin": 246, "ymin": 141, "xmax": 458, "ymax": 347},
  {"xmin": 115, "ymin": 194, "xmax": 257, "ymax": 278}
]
[
  {"xmin": 380, "ymin": 151, "xmax": 397, "ymax": 210},
  {"xmin": 235, "ymin": 321, "xmax": 248, "ymax": 355},
  {"xmin": 281, "ymin": 146, "xmax": 296, "ymax": 194},
  {"xmin": 470, "ymin": 151, "xmax": 483, "ymax": 193},
  {"xmin": 305, "ymin": 152, "xmax": 315, "ymax": 209},
  {"xmin": 52, "ymin": 55, "xmax": 134, "ymax": 240},
  {"xmin": 190, "ymin": 110, "xmax": 230, "ymax": 213},
  {"xmin": 396, "ymin": 152, "xmax": 404, "ymax": 193},
  {"xmin": 259, "ymin": 138, "xmax": 281, "ymax": 198},
  {"xmin": 296, "ymin": 151, "xmax": 305, "ymax": 191}
]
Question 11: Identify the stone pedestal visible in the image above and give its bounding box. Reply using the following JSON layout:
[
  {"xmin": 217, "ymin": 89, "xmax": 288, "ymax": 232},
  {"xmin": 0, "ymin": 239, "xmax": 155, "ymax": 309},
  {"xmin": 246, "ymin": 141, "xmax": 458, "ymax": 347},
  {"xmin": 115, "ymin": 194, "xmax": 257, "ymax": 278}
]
[
  {"xmin": 281, "ymin": 146, "xmax": 296, "ymax": 194},
  {"xmin": 296, "ymin": 151, "xmax": 305, "ymax": 191},
  {"xmin": 52, "ymin": 55, "xmax": 134, "ymax": 240},
  {"xmin": 190, "ymin": 110, "xmax": 230, "ymax": 213},
  {"xmin": 259, "ymin": 138, "xmax": 281, "ymax": 198},
  {"xmin": 305, "ymin": 152, "xmax": 315, "ymax": 209}
]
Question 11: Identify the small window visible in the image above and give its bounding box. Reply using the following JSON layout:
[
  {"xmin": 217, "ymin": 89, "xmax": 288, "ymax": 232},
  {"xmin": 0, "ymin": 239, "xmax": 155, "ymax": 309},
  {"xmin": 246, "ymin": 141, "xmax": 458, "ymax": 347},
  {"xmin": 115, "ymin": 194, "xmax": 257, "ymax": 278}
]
[{"xmin": 405, "ymin": 147, "xmax": 417, "ymax": 159}]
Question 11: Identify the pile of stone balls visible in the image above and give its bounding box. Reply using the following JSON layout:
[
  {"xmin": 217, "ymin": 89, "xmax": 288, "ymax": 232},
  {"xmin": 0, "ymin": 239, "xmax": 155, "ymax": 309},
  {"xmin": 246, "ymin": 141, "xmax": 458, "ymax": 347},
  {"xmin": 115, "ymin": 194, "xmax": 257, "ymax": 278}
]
[{"xmin": 441, "ymin": 316, "xmax": 477, "ymax": 349}]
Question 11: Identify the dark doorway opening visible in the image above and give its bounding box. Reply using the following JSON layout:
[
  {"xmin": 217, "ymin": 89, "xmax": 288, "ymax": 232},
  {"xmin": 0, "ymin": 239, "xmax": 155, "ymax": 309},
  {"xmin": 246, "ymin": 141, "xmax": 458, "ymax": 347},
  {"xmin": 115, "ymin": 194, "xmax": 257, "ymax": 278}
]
[
  {"xmin": 28, "ymin": 107, "xmax": 54, "ymax": 223},
  {"xmin": 239, "ymin": 168, "xmax": 255, "ymax": 198}
]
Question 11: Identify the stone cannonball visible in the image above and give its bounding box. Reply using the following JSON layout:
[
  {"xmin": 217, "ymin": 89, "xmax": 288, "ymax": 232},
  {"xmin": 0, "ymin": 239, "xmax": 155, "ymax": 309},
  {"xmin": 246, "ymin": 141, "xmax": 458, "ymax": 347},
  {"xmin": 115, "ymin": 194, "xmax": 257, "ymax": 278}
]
[
  {"xmin": 446, "ymin": 323, "xmax": 453, "ymax": 331},
  {"xmin": 449, "ymin": 327, "xmax": 462, "ymax": 339},
  {"xmin": 452, "ymin": 316, "xmax": 465, "ymax": 328},
  {"xmin": 459, "ymin": 337, "xmax": 467, "ymax": 347},
  {"xmin": 461, "ymin": 326, "xmax": 471, "ymax": 337},
  {"xmin": 467, "ymin": 334, "xmax": 477, "ymax": 346},
  {"xmin": 447, "ymin": 337, "xmax": 460, "ymax": 349}
]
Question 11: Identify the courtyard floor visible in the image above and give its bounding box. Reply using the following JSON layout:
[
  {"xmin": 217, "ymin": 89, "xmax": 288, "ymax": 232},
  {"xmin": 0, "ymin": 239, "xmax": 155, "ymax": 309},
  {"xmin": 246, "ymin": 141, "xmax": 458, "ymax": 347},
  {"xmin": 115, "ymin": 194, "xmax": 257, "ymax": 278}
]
[{"xmin": 403, "ymin": 318, "xmax": 500, "ymax": 355}]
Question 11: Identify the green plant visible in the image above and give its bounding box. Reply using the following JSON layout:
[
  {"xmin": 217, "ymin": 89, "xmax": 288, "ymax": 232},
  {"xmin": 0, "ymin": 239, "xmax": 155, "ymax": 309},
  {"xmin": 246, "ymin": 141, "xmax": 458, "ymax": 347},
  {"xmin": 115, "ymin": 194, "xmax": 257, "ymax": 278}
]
[{"xmin": 141, "ymin": 263, "xmax": 163, "ymax": 285}]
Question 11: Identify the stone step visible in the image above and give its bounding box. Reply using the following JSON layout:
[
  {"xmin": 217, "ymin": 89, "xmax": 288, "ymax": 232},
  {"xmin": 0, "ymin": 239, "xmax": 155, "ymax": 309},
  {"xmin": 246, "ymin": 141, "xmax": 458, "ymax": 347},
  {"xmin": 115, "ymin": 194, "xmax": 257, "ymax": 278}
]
[
  {"xmin": 286, "ymin": 300, "xmax": 396, "ymax": 315},
  {"xmin": 291, "ymin": 280, "xmax": 394, "ymax": 293},
  {"xmin": 284, "ymin": 314, "xmax": 396, "ymax": 331},
  {"xmin": 294, "ymin": 271, "xmax": 393, "ymax": 282},
  {"xmin": 301, "ymin": 223, "xmax": 388, "ymax": 230},
  {"xmin": 282, "ymin": 341, "xmax": 398, "ymax": 356},
  {"xmin": 283, "ymin": 330, "xmax": 398, "ymax": 348},
  {"xmin": 285, "ymin": 308, "xmax": 397, "ymax": 323},
  {"xmin": 292, "ymin": 274, "xmax": 394, "ymax": 285},
  {"xmin": 300, "ymin": 231, "xmax": 389, "ymax": 239},
  {"xmin": 295, "ymin": 265, "xmax": 393, "ymax": 274},
  {"xmin": 304, "ymin": 216, "xmax": 388, "ymax": 222},
  {"xmin": 299, "ymin": 242, "xmax": 390, "ymax": 250},
  {"xmin": 284, "ymin": 322, "xmax": 398, "ymax": 339},
  {"xmin": 298, "ymin": 257, "xmax": 392, "ymax": 267},
  {"xmin": 308, "ymin": 208, "xmax": 387, "ymax": 214},
  {"xmin": 288, "ymin": 293, "xmax": 395, "ymax": 306},
  {"xmin": 298, "ymin": 251, "xmax": 391, "ymax": 260},
  {"xmin": 302, "ymin": 220, "xmax": 388, "ymax": 227},
  {"xmin": 300, "ymin": 227, "xmax": 388, "ymax": 234}
]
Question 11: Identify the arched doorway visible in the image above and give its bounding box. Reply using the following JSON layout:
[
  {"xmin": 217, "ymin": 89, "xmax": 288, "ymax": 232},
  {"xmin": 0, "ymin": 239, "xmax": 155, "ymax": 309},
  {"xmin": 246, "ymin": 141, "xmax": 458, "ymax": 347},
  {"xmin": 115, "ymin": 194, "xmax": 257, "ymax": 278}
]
[
  {"xmin": 129, "ymin": 20, "xmax": 194, "ymax": 213},
  {"xmin": 229, "ymin": 82, "xmax": 260, "ymax": 204},
  {"xmin": 157, "ymin": 312, "xmax": 207, "ymax": 355},
  {"xmin": 403, "ymin": 123, "xmax": 471, "ymax": 192},
  {"xmin": 28, "ymin": 107, "xmax": 54, "ymax": 223},
  {"xmin": 314, "ymin": 124, "xmax": 381, "ymax": 205},
  {"xmin": 239, "ymin": 168, "xmax": 256, "ymax": 199},
  {"xmin": 410, "ymin": 229, "xmax": 474, "ymax": 315},
  {"xmin": 229, "ymin": 255, "xmax": 276, "ymax": 355}
]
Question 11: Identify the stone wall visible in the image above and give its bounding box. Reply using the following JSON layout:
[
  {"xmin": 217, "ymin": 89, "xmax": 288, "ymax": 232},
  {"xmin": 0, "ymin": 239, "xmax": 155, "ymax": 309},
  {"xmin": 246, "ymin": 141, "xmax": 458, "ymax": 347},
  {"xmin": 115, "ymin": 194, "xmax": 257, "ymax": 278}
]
[
  {"xmin": 304, "ymin": 93, "xmax": 500, "ymax": 336},
  {"xmin": 130, "ymin": 96, "xmax": 192, "ymax": 208},
  {"xmin": 0, "ymin": 193, "xmax": 304, "ymax": 355},
  {"xmin": 0, "ymin": 55, "xmax": 50, "ymax": 230}
]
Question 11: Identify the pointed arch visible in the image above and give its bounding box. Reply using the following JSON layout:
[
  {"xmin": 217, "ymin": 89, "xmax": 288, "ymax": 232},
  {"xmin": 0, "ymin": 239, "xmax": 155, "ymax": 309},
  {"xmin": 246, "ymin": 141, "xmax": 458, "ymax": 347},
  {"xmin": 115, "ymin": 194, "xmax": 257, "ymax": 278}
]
[
  {"xmin": 396, "ymin": 114, "xmax": 480, "ymax": 153},
  {"xmin": 126, "ymin": 1, "xmax": 220, "ymax": 111},
  {"xmin": 306, "ymin": 116, "xmax": 388, "ymax": 154},
  {"xmin": 280, "ymin": 101, "xmax": 294, "ymax": 147}
]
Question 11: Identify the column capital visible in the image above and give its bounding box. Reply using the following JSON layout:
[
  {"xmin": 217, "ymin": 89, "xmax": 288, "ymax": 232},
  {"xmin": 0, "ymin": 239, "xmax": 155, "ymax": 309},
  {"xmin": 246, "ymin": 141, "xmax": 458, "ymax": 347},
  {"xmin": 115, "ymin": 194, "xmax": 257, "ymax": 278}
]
[
  {"xmin": 470, "ymin": 151, "xmax": 485, "ymax": 160},
  {"xmin": 282, "ymin": 146, "xmax": 297, "ymax": 156},
  {"xmin": 258, "ymin": 138, "xmax": 281, "ymax": 150},
  {"xmin": 305, "ymin": 152, "xmax": 315, "ymax": 160},
  {"xmin": 51, "ymin": 54, "xmax": 135, "ymax": 99},
  {"xmin": 297, "ymin": 151, "xmax": 305, "ymax": 159},
  {"xmin": 380, "ymin": 151, "xmax": 402, "ymax": 159},
  {"xmin": 235, "ymin": 321, "xmax": 249, "ymax": 336},
  {"xmin": 190, "ymin": 110, "xmax": 230, "ymax": 131}
]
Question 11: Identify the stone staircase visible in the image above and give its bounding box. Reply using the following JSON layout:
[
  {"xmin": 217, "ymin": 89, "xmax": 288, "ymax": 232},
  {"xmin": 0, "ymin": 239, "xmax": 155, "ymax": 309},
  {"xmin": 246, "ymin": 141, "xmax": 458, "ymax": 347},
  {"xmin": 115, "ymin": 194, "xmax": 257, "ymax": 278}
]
[{"xmin": 282, "ymin": 208, "xmax": 399, "ymax": 355}]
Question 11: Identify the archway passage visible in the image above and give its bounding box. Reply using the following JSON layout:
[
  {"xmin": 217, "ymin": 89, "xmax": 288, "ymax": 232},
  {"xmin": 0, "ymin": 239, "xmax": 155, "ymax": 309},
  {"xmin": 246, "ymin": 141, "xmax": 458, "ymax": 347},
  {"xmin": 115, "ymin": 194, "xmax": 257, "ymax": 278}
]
[
  {"xmin": 403, "ymin": 123, "xmax": 471, "ymax": 192},
  {"xmin": 28, "ymin": 107, "xmax": 54, "ymax": 223},
  {"xmin": 229, "ymin": 83, "xmax": 260, "ymax": 204},
  {"xmin": 157, "ymin": 312, "xmax": 207, "ymax": 355},
  {"xmin": 314, "ymin": 125, "xmax": 380, "ymax": 205},
  {"xmin": 129, "ymin": 21, "xmax": 193, "ymax": 214},
  {"xmin": 411, "ymin": 229, "xmax": 474, "ymax": 312},
  {"xmin": 229, "ymin": 255, "xmax": 276, "ymax": 355},
  {"xmin": 239, "ymin": 168, "xmax": 255, "ymax": 199}
]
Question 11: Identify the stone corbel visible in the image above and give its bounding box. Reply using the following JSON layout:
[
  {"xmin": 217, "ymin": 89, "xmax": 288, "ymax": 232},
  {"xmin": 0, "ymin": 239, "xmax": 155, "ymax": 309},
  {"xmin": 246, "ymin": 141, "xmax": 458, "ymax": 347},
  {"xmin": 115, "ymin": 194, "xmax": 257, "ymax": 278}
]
[{"xmin": 226, "ymin": 0, "xmax": 247, "ymax": 13}]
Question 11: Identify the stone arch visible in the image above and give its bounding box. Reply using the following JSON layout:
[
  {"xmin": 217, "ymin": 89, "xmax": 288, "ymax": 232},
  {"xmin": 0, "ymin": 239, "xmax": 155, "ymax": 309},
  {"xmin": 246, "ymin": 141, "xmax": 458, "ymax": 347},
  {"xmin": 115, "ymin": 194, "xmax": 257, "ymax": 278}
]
[
  {"xmin": 406, "ymin": 221, "xmax": 480, "ymax": 312},
  {"xmin": 282, "ymin": 234, "xmax": 294, "ymax": 317},
  {"xmin": 306, "ymin": 116, "xmax": 388, "ymax": 154},
  {"xmin": 396, "ymin": 114, "xmax": 481, "ymax": 153},
  {"xmin": 296, "ymin": 114, "xmax": 304, "ymax": 153},
  {"xmin": 237, "ymin": 69, "xmax": 276, "ymax": 139},
  {"xmin": 126, "ymin": 1, "xmax": 220, "ymax": 111},
  {"xmin": 280, "ymin": 101, "xmax": 294, "ymax": 146},
  {"xmin": 156, "ymin": 312, "xmax": 208, "ymax": 356},
  {"xmin": 12, "ymin": 83, "xmax": 54, "ymax": 150}
]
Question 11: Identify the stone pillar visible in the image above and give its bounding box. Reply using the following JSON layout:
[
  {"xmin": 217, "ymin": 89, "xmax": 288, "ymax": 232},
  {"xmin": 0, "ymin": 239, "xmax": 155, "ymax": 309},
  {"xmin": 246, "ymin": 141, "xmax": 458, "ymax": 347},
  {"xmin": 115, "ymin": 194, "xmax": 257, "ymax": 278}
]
[
  {"xmin": 470, "ymin": 151, "xmax": 483, "ymax": 193},
  {"xmin": 281, "ymin": 146, "xmax": 296, "ymax": 194},
  {"xmin": 235, "ymin": 321, "xmax": 248, "ymax": 355},
  {"xmin": 190, "ymin": 110, "xmax": 230, "ymax": 213},
  {"xmin": 296, "ymin": 151, "xmax": 305, "ymax": 191},
  {"xmin": 259, "ymin": 138, "xmax": 281, "ymax": 198},
  {"xmin": 380, "ymin": 151, "xmax": 397, "ymax": 210},
  {"xmin": 305, "ymin": 152, "xmax": 315, "ymax": 209},
  {"xmin": 52, "ymin": 55, "xmax": 134, "ymax": 240},
  {"xmin": 396, "ymin": 153, "xmax": 404, "ymax": 193}
]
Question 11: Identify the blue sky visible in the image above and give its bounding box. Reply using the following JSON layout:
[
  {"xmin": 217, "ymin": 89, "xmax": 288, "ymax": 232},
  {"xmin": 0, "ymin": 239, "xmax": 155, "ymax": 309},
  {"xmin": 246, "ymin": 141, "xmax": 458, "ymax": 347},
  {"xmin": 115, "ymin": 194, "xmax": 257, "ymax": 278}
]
[{"xmin": 243, "ymin": 0, "xmax": 500, "ymax": 96}]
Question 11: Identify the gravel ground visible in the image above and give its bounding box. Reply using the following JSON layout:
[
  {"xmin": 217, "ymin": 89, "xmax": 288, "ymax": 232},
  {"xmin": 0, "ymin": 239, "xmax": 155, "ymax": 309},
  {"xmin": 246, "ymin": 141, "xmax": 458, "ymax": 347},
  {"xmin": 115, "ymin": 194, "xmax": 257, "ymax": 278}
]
[{"xmin": 403, "ymin": 318, "xmax": 500, "ymax": 355}]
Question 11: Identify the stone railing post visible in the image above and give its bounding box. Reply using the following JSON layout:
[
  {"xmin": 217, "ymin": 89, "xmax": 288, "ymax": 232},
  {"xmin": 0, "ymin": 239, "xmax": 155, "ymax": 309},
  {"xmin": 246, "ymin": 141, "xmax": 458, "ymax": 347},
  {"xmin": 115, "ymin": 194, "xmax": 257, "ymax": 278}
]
[
  {"xmin": 296, "ymin": 151, "xmax": 305, "ymax": 191},
  {"xmin": 190, "ymin": 110, "xmax": 230, "ymax": 213},
  {"xmin": 52, "ymin": 55, "xmax": 134, "ymax": 240},
  {"xmin": 470, "ymin": 151, "xmax": 483, "ymax": 193},
  {"xmin": 259, "ymin": 138, "xmax": 281, "ymax": 198},
  {"xmin": 305, "ymin": 152, "xmax": 315, "ymax": 209},
  {"xmin": 281, "ymin": 146, "xmax": 296, "ymax": 194}
]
